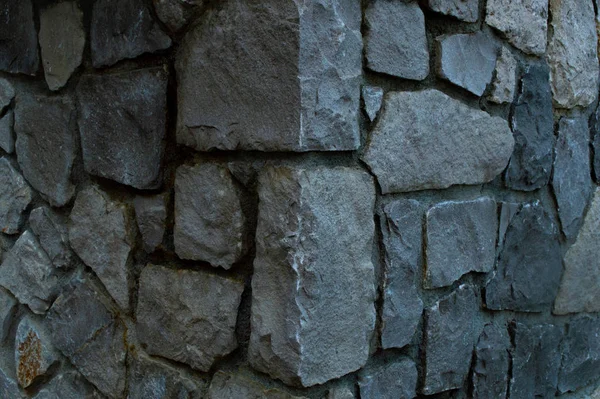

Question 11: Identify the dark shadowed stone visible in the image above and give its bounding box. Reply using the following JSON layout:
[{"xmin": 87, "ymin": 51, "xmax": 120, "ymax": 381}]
[
  {"xmin": 379, "ymin": 200, "xmax": 424, "ymax": 349},
  {"xmin": 0, "ymin": 78, "xmax": 15, "ymax": 112},
  {"xmin": 136, "ymin": 264, "xmax": 244, "ymax": 372},
  {"xmin": 0, "ymin": 288, "xmax": 16, "ymax": 342},
  {"xmin": 498, "ymin": 202, "xmax": 519, "ymax": 249},
  {"xmin": 472, "ymin": 324, "xmax": 509, "ymax": 399},
  {"xmin": 134, "ymin": 194, "xmax": 167, "ymax": 253},
  {"xmin": 176, "ymin": 0, "xmax": 362, "ymax": 152},
  {"xmin": 425, "ymin": 198, "xmax": 498, "ymax": 288},
  {"xmin": 33, "ymin": 371, "xmax": 103, "ymax": 399},
  {"xmin": 0, "ymin": 110, "xmax": 14, "ymax": 154},
  {"xmin": 488, "ymin": 45, "xmax": 518, "ymax": 104},
  {"xmin": 76, "ymin": 67, "xmax": 168, "ymax": 189},
  {"xmin": 0, "ymin": 368, "xmax": 21, "ymax": 399},
  {"xmin": 505, "ymin": 63, "xmax": 554, "ymax": 191},
  {"xmin": 364, "ymin": 1, "xmax": 429, "ymax": 80},
  {"xmin": 425, "ymin": 0, "xmax": 479, "ymax": 22},
  {"xmin": 29, "ymin": 206, "xmax": 72, "ymax": 269},
  {"xmin": 0, "ymin": 158, "xmax": 32, "ymax": 234},
  {"xmin": 358, "ymin": 358, "xmax": 417, "ymax": 399},
  {"xmin": 90, "ymin": 0, "xmax": 171, "ymax": 67},
  {"xmin": 207, "ymin": 371, "xmax": 307, "ymax": 399},
  {"xmin": 15, "ymin": 315, "xmax": 58, "ymax": 388},
  {"xmin": 362, "ymin": 86, "xmax": 384, "ymax": 122},
  {"xmin": 0, "ymin": 0, "xmax": 39, "ymax": 75},
  {"xmin": 559, "ymin": 317, "xmax": 600, "ymax": 394},
  {"xmin": 153, "ymin": 0, "xmax": 205, "ymax": 32}
]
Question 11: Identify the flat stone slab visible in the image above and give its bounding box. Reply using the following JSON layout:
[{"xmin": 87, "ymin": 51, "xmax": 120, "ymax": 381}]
[
  {"xmin": 0, "ymin": 0, "xmax": 39, "ymax": 75},
  {"xmin": 33, "ymin": 371, "xmax": 103, "ymax": 399},
  {"xmin": 362, "ymin": 86, "xmax": 384, "ymax": 122},
  {"xmin": 559, "ymin": 316, "xmax": 600, "ymax": 394},
  {"xmin": 0, "ymin": 158, "xmax": 32, "ymax": 234},
  {"xmin": 472, "ymin": 324, "xmax": 510, "ymax": 399},
  {"xmin": 29, "ymin": 206, "xmax": 72, "ymax": 269},
  {"xmin": 208, "ymin": 371, "xmax": 306, "ymax": 399},
  {"xmin": 358, "ymin": 359, "xmax": 417, "ymax": 399},
  {"xmin": 488, "ymin": 45, "xmax": 518, "ymax": 104},
  {"xmin": 134, "ymin": 194, "xmax": 167, "ymax": 253},
  {"xmin": 15, "ymin": 315, "xmax": 58, "ymax": 388}
]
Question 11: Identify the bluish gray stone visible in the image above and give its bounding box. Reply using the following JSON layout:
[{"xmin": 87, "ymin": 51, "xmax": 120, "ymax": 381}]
[
  {"xmin": 592, "ymin": 104, "xmax": 600, "ymax": 183},
  {"xmin": 0, "ymin": 110, "xmax": 14, "ymax": 154},
  {"xmin": 134, "ymin": 194, "xmax": 167, "ymax": 253},
  {"xmin": 425, "ymin": 0, "xmax": 479, "ymax": 22},
  {"xmin": 559, "ymin": 317, "xmax": 600, "ymax": 394},
  {"xmin": 33, "ymin": 371, "xmax": 103, "ymax": 399},
  {"xmin": 208, "ymin": 371, "xmax": 307, "ymax": 399},
  {"xmin": 153, "ymin": 0, "xmax": 205, "ymax": 32},
  {"xmin": 29, "ymin": 206, "xmax": 72, "ymax": 269},
  {"xmin": 358, "ymin": 359, "xmax": 417, "ymax": 399},
  {"xmin": 362, "ymin": 86, "xmax": 384, "ymax": 122},
  {"xmin": 0, "ymin": 367, "xmax": 21, "ymax": 399},
  {"xmin": 15, "ymin": 315, "xmax": 58, "ymax": 388},
  {"xmin": 498, "ymin": 202, "xmax": 520, "ymax": 249},
  {"xmin": 472, "ymin": 324, "xmax": 509, "ymax": 399},
  {"xmin": 0, "ymin": 0, "xmax": 39, "ymax": 75},
  {"xmin": 0, "ymin": 158, "xmax": 32, "ymax": 234},
  {"xmin": 0, "ymin": 78, "xmax": 15, "ymax": 112},
  {"xmin": 0, "ymin": 288, "xmax": 16, "ymax": 342}
]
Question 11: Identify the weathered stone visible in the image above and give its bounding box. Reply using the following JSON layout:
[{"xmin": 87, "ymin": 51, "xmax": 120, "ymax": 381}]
[
  {"xmin": 422, "ymin": 285, "xmax": 480, "ymax": 395},
  {"xmin": 379, "ymin": 200, "xmax": 424, "ymax": 349},
  {"xmin": 364, "ymin": 1, "xmax": 429, "ymax": 80},
  {"xmin": 0, "ymin": 367, "xmax": 21, "ymax": 399},
  {"xmin": 0, "ymin": 235, "xmax": 11, "ymax": 263},
  {"xmin": 472, "ymin": 324, "xmax": 509, "ymax": 399},
  {"xmin": 498, "ymin": 202, "xmax": 519, "ymax": 248},
  {"xmin": 592, "ymin": 104, "xmax": 600, "ymax": 182},
  {"xmin": 33, "ymin": 371, "xmax": 103, "ymax": 399},
  {"xmin": 90, "ymin": 0, "xmax": 171, "ymax": 67},
  {"xmin": 327, "ymin": 386, "xmax": 355, "ymax": 399},
  {"xmin": 29, "ymin": 206, "xmax": 72, "ymax": 269},
  {"xmin": 425, "ymin": 198, "xmax": 498, "ymax": 288},
  {"xmin": 208, "ymin": 371, "xmax": 307, "ymax": 399},
  {"xmin": 0, "ymin": 288, "xmax": 16, "ymax": 342},
  {"xmin": 15, "ymin": 315, "xmax": 58, "ymax": 388},
  {"xmin": 362, "ymin": 89, "xmax": 514, "ymax": 193},
  {"xmin": 134, "ymin": 194, "xmax": 167, "ymax": 253},
  {"xmin": 153, "ymin": 0, "xmax": 205, "ymax": 32},
  {"xmin": 0, "ymin": 0, "xmax": 39, "ymax": 75},
  {"xmin": 488, "ymin": 45, "xmax": 517, "ymax": 104},
  {"xmin": 136, "ymin": 264, "xmax": 243, "ymax": 372},
  {"xmin": 505, "ymin": 63, "xmax": 554, "ymax": 191},
  {"xmin": 425, "ymin": 0, "xmax": 479, "ymax": 22},
  {"xmin": 69, "ymin": 187, "xmax": 135, "ymax": 310},
  {"xmin": 547, "ymin": 0, "xmax": 599, "ymax": 109},
  {"xmin": 559, "ymin": 317, "xmax": 600, "ymax": 394},
  {"xmin": 0, "ymin": 110, "xmax": 14, "ymax": 154},
  {"xmin": 436, "ymin": 32, "xmax": 499, "ymax": 96},
  {"xmin": 358, "ymin": 359, "xmax": 417, "ymax": 399},
  {"xmin": 14, "ymin": 94, "xmax": 76, "ymax": 207},
  {"xmin": 250, "ymin": 166, "xmax": 376, "ymax": 387},
  {"xmin": 485, "ymin": 0, "xmax": 548, "ymax": 55},
  {"xmin": 0, "ymin": 158, "xmax": 32, "ymax": 234},
  {"xmin": 362, "ymin": 86, "xmax": 384, "ymax": 122},
  {"xmin": 0, "ymin": 78, "xmax": 15, "ymax": 112},
  {"xmin": 176, "ymin": 0, "xmax": 362, "ymax": 152},
  {"xmin": 174, "ymin": 164, "xmax": 246, "ymax": 269}
]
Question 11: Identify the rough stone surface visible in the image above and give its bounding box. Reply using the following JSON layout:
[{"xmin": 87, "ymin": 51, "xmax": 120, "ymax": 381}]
[
  {"xmin": 176, "ymin": 0, "xmax": 362, "ymax": 152},
  {"xmin": 364, "ymin": 1, "xmax": 429, "ymax": 80},
  {"xmin": 90, "ymin": 0, "xmax": 171, "ymax": 67},
  {"xmin": 592, "ymin": 104, "xmax": 600, "ymax": 182},
  {"xmin": 498, "ymin": 202, "xmax": 520, "ymax": 248},
  {"xmin": 136, "ymin": 264, "xmax": 244, "ymax": 372},
  {"xmin": 134, "ymin": 194, "xmax": 167, "ymax": 253},
  {"xmin": 362, "ymin": 86, "xmax": 384, "ymax": 122},
  {"xmin": 250, "ymin": 166, "xmax": 376, "ymax": 387},
  {"xmin": 174, "ymin": 164, "xmax": 246, "ymax": 269},
  {"xmin": 208, "ymin": 371, "xmax": 306, "ymax": 399},
  {"xmin": 547, "ymin": 0, "xmax": 599, "ymax": 109},
  {"xmin": 0, "ymin": 367, "xmax": 21, "ymax": 399},
  {"xmin": 425, "ymin": 0, "xmax": 479, "ymax": 22},
  {"xmin": 0, "ymin": 0, "xmax": 39, "ymax": 75},
  {"xmin": 472, "ymin": 324, "xmax": 509, "ymax": 399},
  {"xmin": 0, "ymin": 79, "xmax": 15, "ymax": 112},
  {"xmin": 362, "ymin": 89, "xmax": 514, "ymax": 193},
  {"xmin": 559, "ymin": 317, "xmax": 600, "ymax": 394},
  {"xmin": 425, "ymin": 198, "xmax": 498, "ymax": 288},
  {"xmin": 153, "ymin": 0, "xmax": 205, "ymax": 32},
  {"xmin": 488, "ymin": 45, "xmax": 518, "ymax": 104},
  {"xmin": 436, "ymin": 32, "xmax": 499, "ymax": 96},
  {"xmin": 0, "ymin": 158, "xmax": 32, "ymax": 234},
  {"xmin": 38, "ymin": 2, "xmax": 85, "ymax": 91},
  {"xmin": 29, "ymin": 207, "xmax": 72, "ymax": 270},
  {"xmin": 76, "ymin": 67, "xmax": 168, "ymax": 189},
  {"xmin": 358, "ymin": 359, "xmax": 417, "ymax": 399},
  {"xmin": 33, "ymin": 371, "xmax": 103, "ymax": 399},
  {"xmin": 14, "ymin": 94, "xmax": 77, "ymax": 207},
  {"xmin": 0, "ymin": 110, "xmax": 14, "ymax": 154},
  {"xmin": 327, "ymin": 386, "xmax": 355, "ymax": 399},
  {"xmin": 485, "ymin": 0, "xmax": 548, "ymax": 55},
  {"xmin": 0, "ymin": 288, "xmax": 16, "ymax": 342},
  {"xmin": 15, "ymin": 316, "xmax": 58, "ymax": 388}
]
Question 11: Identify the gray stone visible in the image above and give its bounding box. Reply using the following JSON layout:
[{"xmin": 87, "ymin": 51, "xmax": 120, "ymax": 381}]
[
  {"xmin": 436, "ymin": 32, "xmax": 499, "ymax": 96},
  {"xmin": 0, "ymin": 78, "xmax": 15, "ymax": 112},
  {"xmin": 0, "ymin": 0, "xmax": 39, "ymax": 75},
  {"xmin": 488, "ymin": 45, "xmax": 518, "ymax": 104},
  {"xmin": 485, "ymin": 202, "xmax": 562, "ymax": 312},
  {"xmin": 559, "ymin": 317, "xmax": 600, "ymax": 394},
  {"xmin": 425, "ymin": 198, "xmax": 498, "ymax": 288},
  {"xmin": 358, "ymin": 359, "xmax": 417, "ymax": 399},
  {"xmin": 485, "ymin": 0, "xmax": 548, "ymax": 55},
  {"xmin": 134, "ymin": 194, "xmax": 167, "ymax": 253},
  {"xmin": 29, "ymin": 206, "xmax": 72, "ymax": 269},
  {"xmin": 0, "ymin": 158, "xmax": 32, "ymax": 234},
  {"xmin": 362, "ymin": 89, "xmax": 514, "ymax": 193},
  {"xmin": 379, "ymin": 200, "xmax": 424, "ymax": 349},
  {"xmin": 15, "ymin": 315, "xmax": 58, "ymax": 388},
  {"xmin": 364, "ymin": 1, "xmax": 429, "ymax": 80},
  {"xmin": 592, "ymin": 104, "xmax": 600, "ymax": 182},
  {"xmin": 498, "ymin": 202, "xmax": 519, "ymax": 248},
  {"xmin": 0, "ymin": 288, "xmax": 16, "ymax": 342},
  {"xmin": 472, "ymin": 324, "xmax": 509, "ymax": 399},
  {"xmin": 208, "ymin": 371, "xmax": 307, "ymax": 399},
  {"xmin": 39, "ymin": 2, "xmax": 85, "ymax": 91},
  {"xmin": 422, "ymin": 285, "xmax": 480, "ymax": 395},
  {"xmin": 33, "ymin": 371, "xmax": 103, "ymax": 399},
  {"xmin": 176, "ymin": 0, "xmax": 362, "ymax": 152},
  {"xmin": 0, "ymin": 110, "xmax": 14, "ymax": 154},
  {"xmin": 14, "ymin": 94, "xmax": 76, "ymax": 207},
  {"xmin": 76, "ymin": 68, "xmax": 168, "ymax": 189},
  {"xmin": 90, "ymin": 0, "xmax": 171, "ymax": 67},
  {"xmin": 425, "ymin": 0, "xmax": 479, "ymax": 22},
  {"xmin": 362, "ymin": 86, "xmax": 384, "ymax": 122},
  {"xmin": 153, "ymin": 0, "xmax": 205, "ymax": 32},
  {"xmin": 250, "ymin": 166, "xmax": 376, "ymax": 387},
  {"xmin": 174, "ymin": 164, "xmax": 246, "ymax": 269},
  {"xmin": 0, "ymin": 367, "xmax": 21, "ymax": 399},
  {"xmin": 136, "ymin": 264, "xmax": 244, "ymax": 372},
  {"xmin": 327, "ymin": 386, "xmax": 355, "ymax": 399},
  {"xmin": 547, "ymin": 0, "xmax": 599, "ymax": 109},
  {"xmin": 505, "ymin": 63, "xmax": 554, "ymax": 191},
  {"xmin": 69, "ymin": 186, "xmax": 135, "ymax": 310}
]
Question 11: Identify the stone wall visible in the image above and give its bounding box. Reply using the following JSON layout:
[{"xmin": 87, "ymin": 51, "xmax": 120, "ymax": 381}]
[{"xmin": 0, "ymin": 0, "xmax": 599, "ymax": 398}]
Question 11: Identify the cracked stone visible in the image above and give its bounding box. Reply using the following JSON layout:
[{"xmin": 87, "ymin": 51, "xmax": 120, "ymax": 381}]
[
  {"xmin": 33, "ymin": 371, "xmax": 103, "ymax": 399},
  {"xmin": 153, "ymin": 0, "xmax": 205, "ymax": 32},
  {"xmin": 15, "ymin": 315, "xmax": 58, "ymax": 388},
  {"xmin": 208, "ymin": 371, "xmax": 307, "ymax": 399},
  {"xmin": 559, "ymin": 316, "xmax": 600, "ymax": 394},
  {"xmin": 134, "ymin": 194, "xmax": 167, "ymax": 253},
  {"xmin": 0, "ymin": 288, "xmax": 16, "ymax": 342},
  {"xmin": 0, "ymin": 158, "xmax": 32, "ymax": 234},
  {"xmin": 0, "ymin": 0, "xmax": 39, "ymax": 75},
  {"xmin": 425, "ymin": 0, "xmax": 479, "ymax": 22},
  {"xmin": 472, "ymin": 323, "xmax": 509, "ymax": 399},
  {"xmin": 488, "ymin": 45, "xmax": 518, "ymax": 104},
  {"xmin": 362, "ymin": 86, "xmax": 384, "ymax": 122},
  {"xmin": 358, "ymin": 359, "xmax": 417, "ymax": 399},
  {"xmin": 498, "ymin": 202, "xmax": 519, "ymax": 249},
  {"xmin": 29, "ymin": 206, "xmax": 72, "ymax": 269},
  {"xmin": 0, "ymin": 110, "xmax": 14, "ymax": 154}
]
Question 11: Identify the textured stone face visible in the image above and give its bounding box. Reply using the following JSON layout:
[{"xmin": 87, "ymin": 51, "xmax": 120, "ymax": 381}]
[
  {"xmin": 0, "ymin": 0, "xmax": 39, "ymax": 75},
  {"xmin": 592, "ymin": 104, "xmax": 600, "ymax": 182},
  {"xmin": 426, "ymin": 0, "xmax": 478, "ymax": 21},
  {"xmin": 362, "ymin": 86, "xmax": 384, "ymax": 122},
  {"xmin": 0, "ymin": 79, "xmax": 15, "ymax": 112},
  {"xmin": 488, "ymin": 45, "xmax": 518, "ymax": 104},
  {"xmin": 0, "ymin": 368, "xmax": 21, "ymax": 398},
  {"xmin": 0, "ymin": 288, "xmax": 16, "ymax": 342},
  {"xmin": 208, "ymin": 371, "xmax": 306, "ymax": 399},
  {"xmin": 358, "ymin": 359, "xmax": 417, "ymax": 399},
  {"xmin": 136, "ymin": 264, "xmax": 244, "ymax": 372},
  {"xmin": 364, "ymin": 1, "xmax": 429, "ymax": 80},
  {"xmin": 134, "ymin": 194, "xmax": 167, "ymax": 253},
  {"xmin": 176, "ymin": 0, "xmax": 362, "ymax": 152},
  {"xmin": 0, "ymin": 158, "xmax": 32, "ymax": 234},
  {"xmin": 559, "ymin": 317, "xmax": 600, "ymax": 394},
  {"xmin": 0, "ymin": 110, "xmax": 14, "ymax": 154},
  {"xmin": 362, "ymin": 89, "xmax": 514, "ymax": 193},
  {"xmin": 472, "ymin": 324, "xmax": 509, "ymax": 399},
  {"xmin": 15, "ymin": 316, "xmax": 58, "ymax": 388},
  {"xmin": 327, "ymin": 386, "xmax": 355, "ymax": 399},
  {"xmin": 250, "ymin": 166, "xmax": 376, "ymax": 387},
  {"xmin": 33, "ymin": 371, "xmax": 103, "ymax": 399},
  {"xmin": 76, "ymin": 67, "xmax": 168, "ymax": 189},
  {"xmin": 29, "ymin": 206, "xmax": 72, "ymax": 269},
  {"xmin": 153, "ymin": 0, "xmax": 205, "ymax": 32}
]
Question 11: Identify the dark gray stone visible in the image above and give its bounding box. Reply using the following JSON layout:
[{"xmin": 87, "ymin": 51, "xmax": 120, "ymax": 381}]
[
  {"xmin": 76, "ymin": 67, "xmax": 168, "ymax": 189},
  {"xmin": 592, "ymin": 104, "xmax": 600, "ymax": 183},
  {"xmin": 0, "ymin": 158, "xmax": 32, "ymax": 234},
  {"xmin": 559, "ymin": 317, "xmax": 600, "ymax": 394},
  {"xmin": 0, "ymin": 0, "xmax": 39, "ymax": 75},
  {"xmin": 498, "ymin": 202, "xmax": 519, "ymax": 249},
  {"xmin": 0, "ymin": 367, "xmax": 21, "ymax": 399},
  {"xmin": 15, "ymin": 315, "xmax": 58, "ymax": 388},
  {"xmin": 134, "ymin": 194, "xmax": 167, "ymax": 253},
  {"xmin": 33, "ymin": 371, "xmax": 103, "ymax": 399},
  {"xmin": 0, "ymin": 288, "xmax": 16, "ymax": 342},
  {"xmin": 0, "ymin": 78, "xmax": 15, "ymax": 112},
  {"xmin": 29, "ymin": 206, "xmax": 72, "ymax": 269},
  {"xmin": 208, "ymin": 371, "xmax": 307, "ymax": 399},
  {"xmin": 362, "ymin": 86, "xmax": 384, "ymax": 122},
  {"xmin": 358, "ymin": 359, "xmax": 417, "ymax": 399},
  {"xmin": 425, "ymin": 0, "xmax": 479, "ymax": 22},
  {"xmin": 327, "ymin": 386, "xmax": 355, "ymax": 399},
  {"xmin": 0, "ymin": 110, "xmax": 14, "ymax": 154},
  {"xmin": 153, "ymin": 0, "xmax": 205, "ymax": 32},
  {"xmin": 472, "ymin": 324, "xmax": 509, "ymax": 399}
]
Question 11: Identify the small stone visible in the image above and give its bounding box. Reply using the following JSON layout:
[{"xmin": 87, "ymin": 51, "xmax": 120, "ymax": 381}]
[
  {"xmin": 0, "ymin": 0, "xmax": 39, "ymax": 75},
  {"xmin": 485, "ymin": 0, "xmax": 548, "ymax": 56},
  {"xmin": 472, "ymin": 324, "xmax": 509, "ymax": 399},
  {"xmin": 364, "ymin": 1, "xmax": 429, "ymax": 80},
  {"xmin": 0, "ymin": 288, "xmax": 16, "ymax": 342},
  {"xmin": 547, "ymin": 0, "xmax": 599, "ymax": 109},
  {"xmin": 361, "ymin": 89, "xmax": 514, "ymax": 193},
  {"xmin": 362, "ymin": 86, "xmax": 384, "ymax": 122},
  {"xmin": 14, "ymin": 94, "xmax": 76, "ymax": 207},
  {"xmin": 425, "ymin": 0, "xmax": 479, "ymax": 22},
  {"xmin": 29, "ymin": 206, "xmax": 72, "ymax": 269},
  {"xmin": 208, "ymin": 371, "xmax": 307, "ymax": 399},
  {"xmin": 488, "ymin": 45, "xmax": 518, "ymax": 104},
  {"xmin": 33, "ymin": 371, "xmax": 103, "ymax": 399},
  {"xmin": 498, "ymin": 202, "xmax": 519, "ymax": 248},
  {"xmin": 327, "ymin": 386, "xmax": 355, "ymax": 399},
  {"xmin": 174, "ymin": 164, "xmax": 246, "ymax": 269},
  {"xmin": 0, "ymin": 110, "xmax": 14, "ymax": 154},
  {"xmin": 559, "ymin": 317, "xmax": 600, "ymax": 394},
  {"xmin": 136, "ymin": 264, "xmax": 244, "ymax": 372},
  {"xmin": 436, "ymin": 32, "xmax": 499, "ymax": 96},
  {"xmin": 153, "ymin": 0, "xmax": 205, "ymax": 32},
  {"xmin": 134, "ymin": 194, "xmax": 167, "ymax": 253},
  {"xmin": 0, "ymin": 368, "xmax": 21, "ymax": 399},
  {"xmin": 425, "ymin": 198, "xmax": 498, "ymax": 289},
  {"xmin": 90, "ymin": 0, "xmax": 171, "ymax": 67},
  {"xmin": 15, "ymin": 315, "xmax": 58, "ymax": 388},
  {"xmin": 358, "ymin": 359, "xmax": 417, "ymax": 399},
  {"xmin": 0, "ymin": 78, "xmax": 15, "ymax": 111},
  {"xmin": 592, "ymin": 104, "xmax": 600, "ymax": 182},
  {"xmin": 250, "ymin": 166, "xmax": 376, "ymax": 387},
  {"xmin": 0, "ymin": 158, "xmax": 32, "ymax": 234}
]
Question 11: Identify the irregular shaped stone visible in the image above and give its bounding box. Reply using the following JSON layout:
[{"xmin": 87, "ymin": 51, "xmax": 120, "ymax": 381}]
[
  {"xmin": 364, "ymin": 1, "xmax": 429, "ymax": 80},
  {"xmin": 425, "ymin": 0, "xmax": 479, "ymax": 22},
  {"xmin": 358, "ymin": 359, "xmax": 417, "ymax": 399},
  {"xmin": 208, "ymin": 371, "xmax": 306, "ymax": 399},
  {"xmin": 472, "ymin": 324, "xmax": 509, "ymax": 399},
  {"xmin": 0, "ymin": 368, "xmax": 21, "ymax": 399},
  {"xmin": 14, "ymin": 94, "xmax": 76, "ymax": 207},
  {"xmin": 0, "ymin": 288, "xmax": 16, "ymax": 342},
  {"xmin": 379, "ymin": 200, "xmax": 424, "ymax": 349},
  {"xmin": 498, "ymin": 202, "xmax": 519, "ymax": 248},
  {"xmin": 485, "ymin": 0, "xmax": 548, "ymax": 55},
  {"xmin": 90, "ymin": 0, "xmax": 171, "ymax": 67},
  {"xmin": 0, "ymin": 0, "xmax": 39, "ymax": 75},
  {"xmin": 176, "ymin": 0, "xmax": 362, "ymax": 151},
  {"xmin": 362, "ymin": 86, "xmax": 384, "ymax": 122},
  {"xmin": 0, "ymin": 78, "xmax": 15, "ymax": 112},
  {"xmin": 592, "ymin": 104, "xmax": 600, "ymax": 182},
  {"xmin": 250, "ymin": 166, "xmax": 376, "ymax": 387},
  {"xmin": 362, "ymin": 89, "xmax": 514, "ymax": 193},
  {"xmin": 174, "ymin": 164, "xmax": 246, "ymax": 269},
  {"xmin": 0, "ymin": 110, "xmax": 14, "ymax": 154},
  {"xmin": 505, "ymin": 63, "xmax": 554, "ymax": 191},
  {"xmin": 425, "ymin": 198, "xmax": 498, "ymax": 288},
  {"xmin": 33, "ymin": 371, "xmax": 103, "ymax": 399},
  {"xmin": 547, "ymin": 0, "xmax": 599, "ymax": 109},
  {"xmin": 76, "ymin": 67, "xmax": 168, "ymax": 189},
  {"xmin": 559, "ymin": 317, "xmax": 600, "ymax": 394},
  {"xmin": 136, "ymin": 264, "xmax": 244, "ymax": 372},
  {"xmin": 153, "ymin": 0, "xmax": 205, "ymax": 32},
  {"xmin": 485, "ymin": 202, "xmax": 562, "ymax": 312},
  {"xmin": 327, "ymin": 386, "xmax": 355, "ymax": 399},
  {"xmin": 69, "ymin": 186, "xmax": 135, "ymax": 310},
  {"xmin": 488, "ymin": 45, "xmax": 517, "ymax": 104},
  {"xmin": 15, "ymin": 315, "xmax": 58, "ymax": 388},
  {"xmin": 422, "ymin": 285, "xmax": 480, "ymax": 395},
  {"xmin": 134, "ymin": 194, "xmax": 167, "ymax": 253},
  {"xmin": 29, "ymin": 207, "xmax": 72, "ymax": 269},
  {"xmin": 436, "ymin": 32, "xmax": 499, "ymax": 96},
  {"xmin": 0, "ymin": 158, "xmax": 32, "ymax": 234}
]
